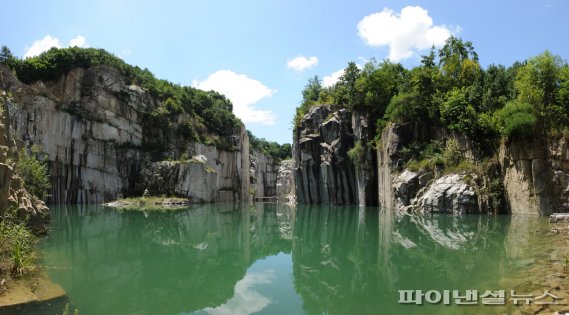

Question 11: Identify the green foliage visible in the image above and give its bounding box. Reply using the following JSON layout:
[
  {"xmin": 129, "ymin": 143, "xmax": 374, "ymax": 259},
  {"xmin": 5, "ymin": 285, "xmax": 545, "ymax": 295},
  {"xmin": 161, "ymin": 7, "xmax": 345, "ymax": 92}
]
[
  {"xmin": 384, "ymin": 91, "xmax": 421, "ymax": 122},
  {"xmin": 404, "ymin": 139, "xmax": 464, "ymax": 172},
  {"xmin": 481, "ymin": 64, "xmax": 515, "ymax": 112},
  {"xmin": 440, "ymin": 88, "xmax": 479, "ymax": 136},
  {"xmin": 0, "ymin": 46, "xmax": 18, "ymax": 70},
  {"xmin": 248, "ymin": 130, "xmax": 292, "ymax": 162},
  {"xmin": 493, "ymin": 101, "xmax": 537, "ymax": 138},
  {"xmin": 9, "ymin": 46, "xmax": 241, "ymax": 137},
  {"xmin": 0, "ymin": 219, "xmax": 37, "ymax": 277},
  {"xmin": 438, "ymin": 36, "xmax": 480, "ymax": 90},
  {"xmin": 509, "ymin": 51, "xmax": 569, "ymax": 134},
  {"xmin": 355, "ymin": 60, "xmax": 406, "ymax": 121},
  {"xmin": 294, "ymin": 76, "xmax": 323, "ymax": 127},
  {"xmin": 16, "ymin": 146, "xmax": 51, "ymax": 201},
  {"xmin": 333, "ymin": 62, "xmax": 361, "ymax": 107},
  {"xmin": 348, "ymin": 141, "xmax": 366, "ymax": 168},
  {"xmin": 487, "ymin": 177, "xmax": 504, "ymax": 211}
]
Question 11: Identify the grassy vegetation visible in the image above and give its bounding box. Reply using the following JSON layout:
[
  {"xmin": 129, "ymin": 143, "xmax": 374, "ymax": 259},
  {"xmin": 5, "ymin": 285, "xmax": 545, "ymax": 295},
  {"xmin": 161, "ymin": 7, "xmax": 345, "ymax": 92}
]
[
  {"xmin": 0, "ymin": 216, "xmax": 37, "ymax": 278},
  {"xmin": 106, "ymin": 196, "xmax": 192, "ymax": 212}
]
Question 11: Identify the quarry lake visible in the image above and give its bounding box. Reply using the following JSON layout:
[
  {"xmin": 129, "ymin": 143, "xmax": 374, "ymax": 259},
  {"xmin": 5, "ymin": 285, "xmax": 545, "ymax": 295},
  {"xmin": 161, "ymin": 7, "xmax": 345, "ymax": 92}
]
[{"xmin": 29, "ymin": 204, "xmax": 551, "ymax": 315}]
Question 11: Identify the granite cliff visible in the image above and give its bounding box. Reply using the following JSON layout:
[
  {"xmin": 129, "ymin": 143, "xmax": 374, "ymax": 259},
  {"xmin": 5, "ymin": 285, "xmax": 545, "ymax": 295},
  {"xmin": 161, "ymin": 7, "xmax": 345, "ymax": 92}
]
[
  {"xmin": 294, "ymin": 104, "xmax": 569, "ymax": 215},
  {"xmin": 0, "ymin": 64, "xmax": 253, "ymax": 204}
]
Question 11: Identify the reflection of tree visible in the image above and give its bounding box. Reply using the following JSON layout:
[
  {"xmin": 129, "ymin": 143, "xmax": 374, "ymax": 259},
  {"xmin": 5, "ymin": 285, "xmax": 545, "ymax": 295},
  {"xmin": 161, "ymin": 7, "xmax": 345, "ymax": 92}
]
[
  {"xmin": 292, "ymin": 207, "xmax": 515, "ymax": 315},
  {"xmin": 42, "ymin": 204, "xmax": 293, "ymax": 315}
]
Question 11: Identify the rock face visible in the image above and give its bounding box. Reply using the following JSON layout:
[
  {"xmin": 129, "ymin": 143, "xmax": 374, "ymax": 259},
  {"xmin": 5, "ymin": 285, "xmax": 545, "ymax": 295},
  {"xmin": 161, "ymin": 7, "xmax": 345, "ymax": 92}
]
[
  {"xmin": 414, "ymin": 174, "xmax": 478, "ymax": 214},
  {"xmin": 392, "ymin": 171, "xmax": 478, "ymax": 214},
  {"xmin": 392, "ymin": 170, "xmax": 420, "ymax": 206},
  {"xmin": 0, "ymin": 91, "xmax": 49, "ymax": 232},
  {"xmin": 293, "ymin": 104, "xmax": 376, "ymax": 205},
  {"xmin": 377, "ymin": 122, "xmax": 485, "ymax": 214},
  {"xmin": 276, "ymin": 159, "xmax": 295, "ymax": 202},
  {"xmin": 250, "ymin": 150, "xmax": 278, "ymax": 199},
  {"xmin": 377, "ymin": 122, "xmax": 443, "ymax": 210},
  {"xmin": 500, "ymin": 137, "xmax": 569, "ymax": 215},
  {"xmin": 0, "ymin": 64, "xmax": 250, "ymax": 204}
]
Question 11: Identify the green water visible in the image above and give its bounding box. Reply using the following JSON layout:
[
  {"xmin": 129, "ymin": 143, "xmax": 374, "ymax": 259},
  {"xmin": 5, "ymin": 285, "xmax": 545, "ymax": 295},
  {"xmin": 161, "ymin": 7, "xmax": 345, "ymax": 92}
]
[{"xmin": 32, "ymin": 204, "xmax": 548, "ymax": 315}]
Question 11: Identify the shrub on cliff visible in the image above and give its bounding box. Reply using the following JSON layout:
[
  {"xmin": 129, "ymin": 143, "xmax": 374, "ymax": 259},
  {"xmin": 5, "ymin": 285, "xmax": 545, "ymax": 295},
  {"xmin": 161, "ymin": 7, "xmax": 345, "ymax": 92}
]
[
  {"xmin": 493, "ymin": 101, "xmax": 537, "ymax": 138},
  {"xmin": 16, "ymin": 146, "xmax": 51, "ymax": 201},
  {"xmin": 348, "ymin": 141, "xmax": 366, "ymax": 168}
]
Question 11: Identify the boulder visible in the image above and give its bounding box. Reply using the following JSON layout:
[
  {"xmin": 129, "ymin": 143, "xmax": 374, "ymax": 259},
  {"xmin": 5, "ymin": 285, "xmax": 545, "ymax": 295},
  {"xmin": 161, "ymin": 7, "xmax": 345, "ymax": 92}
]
[
  {"xmin": 415, "ymin": 174, "xmax": 478, "ymax": 214},
  {"xmin": 393, "ymin": 170, "xmax": 419, "ymax": 206}
]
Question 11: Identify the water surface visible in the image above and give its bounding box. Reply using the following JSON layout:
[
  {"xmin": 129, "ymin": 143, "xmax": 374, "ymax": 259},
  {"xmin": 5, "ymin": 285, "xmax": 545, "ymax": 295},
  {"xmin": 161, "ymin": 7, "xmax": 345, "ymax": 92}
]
[{"xmin": 32, "ymin": 204, "xmax": 549, "ymax": 315}]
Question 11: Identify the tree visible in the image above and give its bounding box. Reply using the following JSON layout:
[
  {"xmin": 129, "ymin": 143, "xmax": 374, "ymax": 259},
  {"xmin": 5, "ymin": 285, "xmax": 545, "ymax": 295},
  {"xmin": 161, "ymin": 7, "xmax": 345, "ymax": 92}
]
[
  {"xmin": 513, "ymin": 51, "xmax": 566, "ymax": 130},
  {"xmin": 438, "ymin": 36, "xmax": 481, "ymax": 90},
  {"xmin": 480, "ymin": 64, "xmax": 515, "ymax": 112},
  {"xmin": 0, "ymin": 45, "xmax": 19, "ymax": 70},
  {"xmin": 301, "ymin": 75, "xmax": 322, "ymax": 106},
  {"xmin": 294, "ymin": 76, "xmax": 323, "ymax": 127},
  {"xmin": 333, "ymin": 62, "xmax": 361, "ymax": 107},
  {"xmin": 440, "ymin": 88, "xmax": 479, "ymax": 136},
  {"xmin": 355, "ymin": 60, "xmax": 406, "ymax": 118}
]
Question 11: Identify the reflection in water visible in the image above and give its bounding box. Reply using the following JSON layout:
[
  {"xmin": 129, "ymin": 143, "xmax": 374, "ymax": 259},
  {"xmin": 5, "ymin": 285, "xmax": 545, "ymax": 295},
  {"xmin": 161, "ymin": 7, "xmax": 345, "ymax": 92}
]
[
  {"xmin": 42, "ymin": 203, "xmax": 292, "ymax": 315},
  {"xmin": 201, "ymin": 270, "xmax": 275, "ymax": 315},
  {"xmin": 35, "ymin": 204, "xmax": 547, "ymax": 315}
]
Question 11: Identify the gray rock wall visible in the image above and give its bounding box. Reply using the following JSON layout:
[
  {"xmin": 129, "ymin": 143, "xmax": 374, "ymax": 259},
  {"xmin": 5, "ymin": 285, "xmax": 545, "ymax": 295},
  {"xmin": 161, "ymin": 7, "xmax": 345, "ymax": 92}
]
[
  {"xmin": 250, "ymin": 150, "xmax": 278, "ymax": 199},
  {"xmin": 1, "ymin": 64, "xmax": 250, "ymax": 204},
  {"xmin": 276, "ymin": 159, "xmax": 295, "ymax": 202},
  {"xmin": 500, "ymin": 137, "xmax": 569, "ymax": 215},
  {"xmin": 293, "ymin": 105, "xmax": 358, "ymax": 205}
]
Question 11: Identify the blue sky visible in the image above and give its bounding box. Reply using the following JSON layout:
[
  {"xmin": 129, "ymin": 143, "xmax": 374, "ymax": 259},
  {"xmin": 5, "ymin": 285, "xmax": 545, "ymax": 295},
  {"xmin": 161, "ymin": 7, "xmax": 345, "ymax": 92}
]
[{"xmin": 1, "ymin": 0, "xmax": 568, "ymax": 144}]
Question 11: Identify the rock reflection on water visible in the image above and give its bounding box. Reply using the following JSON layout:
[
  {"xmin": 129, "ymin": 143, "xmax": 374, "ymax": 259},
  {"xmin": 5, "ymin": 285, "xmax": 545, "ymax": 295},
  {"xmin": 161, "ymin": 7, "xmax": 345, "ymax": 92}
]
[{"xmin": 38, "ymin": 204, "xmax": 545, "ymax": 315}]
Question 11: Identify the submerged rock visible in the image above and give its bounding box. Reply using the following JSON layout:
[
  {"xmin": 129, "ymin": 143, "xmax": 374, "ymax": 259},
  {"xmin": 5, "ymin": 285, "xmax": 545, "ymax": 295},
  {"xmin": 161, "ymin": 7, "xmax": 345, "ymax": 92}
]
[{"xmin": 550, "ymin": 213, "xmax": 569, "ymax": 223}]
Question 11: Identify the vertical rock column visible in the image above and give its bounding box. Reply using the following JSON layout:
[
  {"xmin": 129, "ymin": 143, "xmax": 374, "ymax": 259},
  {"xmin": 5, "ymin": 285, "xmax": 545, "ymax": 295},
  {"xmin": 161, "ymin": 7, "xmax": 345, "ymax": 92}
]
[
  {"xmin": 352, "ymin": 111, "xmax": 378, "ymax": 206},
  {"xmin": 240, "ymin": 126, "xmax": 251, "ymax": 203}
]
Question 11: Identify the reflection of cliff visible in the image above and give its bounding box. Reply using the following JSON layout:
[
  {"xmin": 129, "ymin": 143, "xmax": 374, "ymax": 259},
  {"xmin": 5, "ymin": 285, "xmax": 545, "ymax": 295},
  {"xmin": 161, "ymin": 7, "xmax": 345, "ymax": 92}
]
[
  {"xmin": 42, "ymin": 204, "xmax": 293, "ymax": 315},
  {"xmin": 292, "ymin": 205, "xmax": 380, "ymax": 315},
  {"xmin": 292, "ymin": 208, "xmax": 516, "ymax": 315}
]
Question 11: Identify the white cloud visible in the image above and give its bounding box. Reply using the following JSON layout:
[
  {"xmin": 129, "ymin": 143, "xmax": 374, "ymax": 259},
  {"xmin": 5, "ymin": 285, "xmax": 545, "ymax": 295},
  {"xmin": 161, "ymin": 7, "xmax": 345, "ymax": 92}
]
[
  {"xmin": 287, "ymin": 56, "xmax": 318, "ymax": 71},
  {"xmin": 68, "ymin": 35, "xmax": 87, "ymax": 48},
  {"xmin": 357, "ymin": 6, "xmax": 454, "ymax": 61},
  {"xmin": 24, "ymin": 35, "xmax": 89, "ymax": 58},
  {"xmin": 323, "ymin": 69, "xmax": 344, "ymax": 88},
  {"xmin": 322, "ymin": 64, "xmax": 363, "ymax": 88},
  {"xmin": 192, "ymin": 70, "xmax": 276, "ymax": 125},
  {"xmin": 203, "ymin": 270, "xmax": 275, "ymax": 315},
  {"xmin": 24, "ymin": 35, "xmax": 61, "ymax": 58}
]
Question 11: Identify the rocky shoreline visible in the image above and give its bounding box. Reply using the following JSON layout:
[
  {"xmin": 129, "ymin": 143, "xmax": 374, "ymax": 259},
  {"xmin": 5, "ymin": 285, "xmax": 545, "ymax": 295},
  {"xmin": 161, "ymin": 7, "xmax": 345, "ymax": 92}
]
[
  {"xmin": 0, "ymin": 271, "xmax": 65, "ymax": 312},
  {"xmin": 511, "ymin": 222, "xmax": 569, "ymax": 315}
]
